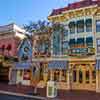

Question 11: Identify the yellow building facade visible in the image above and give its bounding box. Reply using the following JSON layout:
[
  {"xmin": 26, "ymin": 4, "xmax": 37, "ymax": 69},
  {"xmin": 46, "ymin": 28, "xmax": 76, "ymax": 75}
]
[{"xmin": 47, "ymin": 0, "xmax": 100, "ymax": 91}]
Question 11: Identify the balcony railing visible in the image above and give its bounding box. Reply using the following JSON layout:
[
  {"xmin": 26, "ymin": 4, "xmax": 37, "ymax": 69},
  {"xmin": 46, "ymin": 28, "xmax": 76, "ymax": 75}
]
[
  {"xmin": 33, "ymin": 52, "xmax": 51, "ymax": 58},
  {"xmin": 68, "ymin": 47, "xmax": 95, "ymax": 57}
]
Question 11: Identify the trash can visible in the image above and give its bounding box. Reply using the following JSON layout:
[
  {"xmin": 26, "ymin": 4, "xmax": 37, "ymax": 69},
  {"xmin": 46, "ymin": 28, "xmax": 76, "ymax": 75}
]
[{"xmin": 47, "ymin": 81, "xmax": 57, "ymax": 98}]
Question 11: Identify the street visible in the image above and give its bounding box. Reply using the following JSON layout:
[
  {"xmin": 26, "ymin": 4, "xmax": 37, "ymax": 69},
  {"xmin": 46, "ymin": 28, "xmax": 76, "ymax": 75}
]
[{"xmin": 0, "ymin": 93, "xmax": 46, "ymax": 100}]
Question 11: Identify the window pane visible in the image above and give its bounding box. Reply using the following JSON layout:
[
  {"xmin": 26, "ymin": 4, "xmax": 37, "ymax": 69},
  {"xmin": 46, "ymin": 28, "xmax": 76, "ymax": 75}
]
[
  {"xmin": 86, "ymin": 70, "xmax": 90, "ymax": 83},
  {"xmin": 77, "ymin": 20, "xmax": 84, "ymax": 33},
  {"xmin": 69, "ymin": 21, "xmax": 75, "ymax": 34},
  {"xmin": 69, "ymin": 39, "xmax": 76, "ymax": 47},
  {"xmin": 86, "ymin": 19, "xmax": 92, "ymax": 32},
  {"xmin": 77, "ymin": 38, "xmax": 85, "ymax": 45},
  {"xmin": 92, "ymin": 70, "xmax": 96, "ymax": 80},
  {"xmin": 54, "ymin": 70, "xmax": 59, "ymax": 82},
  {"xmin": 61, "ymin": 70, "xmax": 66, "ymax": 82},
  {"xmin": 62, "ymin": 41, "xmax": 68, "ymax": 55},
  {"xmin": 86, "ymin": 37, "xmax": 93, "ymax": 47},
  {"xmin": 53, "ymin": 31, "xmax": 61, "ymax": 55},
  {"xmin": 97, "ymin": 39, "xmax": 100, "ymax": 45},
  {"xmin": 73, "ymin": 70, "xmax": 77, "ymax": 82},
  {"xmin": 96, "ymin": 20, "xmax": 100, "ymax": 32},
  {"xmin": 79, "ymin": 70, "xmax": 83, "ymax": 83}
]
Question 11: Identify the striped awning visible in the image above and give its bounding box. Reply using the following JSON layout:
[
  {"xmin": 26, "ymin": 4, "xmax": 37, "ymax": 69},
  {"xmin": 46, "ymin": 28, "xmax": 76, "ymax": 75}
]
[
  {"xmin": 48, "ymin": 61, "xmax": 68, "ymax": 69},
  {"xmin": 14, "ymin": 62, "xmax": 32, "ymax": 69}
]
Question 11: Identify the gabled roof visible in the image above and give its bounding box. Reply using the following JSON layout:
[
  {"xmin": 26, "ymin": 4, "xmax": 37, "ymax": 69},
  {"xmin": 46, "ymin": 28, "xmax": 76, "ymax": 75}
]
[{"xmin": 49, "ymin": 0, "xmax": 100, "ymax": 17}]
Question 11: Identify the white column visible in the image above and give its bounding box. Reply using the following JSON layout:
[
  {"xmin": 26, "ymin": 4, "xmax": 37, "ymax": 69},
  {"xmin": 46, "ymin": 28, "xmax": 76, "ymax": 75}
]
[
  {"xmin": 59, "ymin": 70, "xmax": 62, "ymax": 82},
  {"xmin": 67, "ymin": 70, "xmax": 70, "ymax": 90},
  {"xmin": 8, "ymin": 67, "xmax": 12, "ymax": 85},
  {"xmin": 96, "ymin": 70, "xmax": 100, "ymax": 92},
  {"xmin": 50, "ymin": 70, "xmax": 53, "ymax": 81}
]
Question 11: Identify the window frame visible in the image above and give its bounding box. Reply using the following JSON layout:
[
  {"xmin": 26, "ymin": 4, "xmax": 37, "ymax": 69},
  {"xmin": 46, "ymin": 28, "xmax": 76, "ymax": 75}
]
[
  {"xmin": 69, "ymin": 21, "xmax": 76, "ymax": 34},
  {"xmin": 86, "ymin": 18, "xmax": 92, "ymax": 32},
  {"xmin": 77, "ymin": 20, "xmax": 84, "ymax": 33},
  {"xmin": 96, "ymin": 20, "xmax": 100, "ymax": 32}
]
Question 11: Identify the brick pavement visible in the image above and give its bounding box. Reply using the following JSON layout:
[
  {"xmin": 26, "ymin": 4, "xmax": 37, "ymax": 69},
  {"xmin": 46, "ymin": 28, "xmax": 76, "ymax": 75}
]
[{"xmin": 0, "ymin": 83, "xmax": 100, "ymax": 100}]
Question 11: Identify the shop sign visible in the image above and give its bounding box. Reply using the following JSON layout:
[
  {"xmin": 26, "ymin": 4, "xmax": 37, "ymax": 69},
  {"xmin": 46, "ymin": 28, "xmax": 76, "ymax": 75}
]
[{"xmin": 48, "ymin": 61, "xmax": 67, "ymax": 69}]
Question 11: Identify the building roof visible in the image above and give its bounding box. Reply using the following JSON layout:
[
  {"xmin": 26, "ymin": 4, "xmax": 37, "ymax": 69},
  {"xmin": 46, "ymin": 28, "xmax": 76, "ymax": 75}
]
[
  {"xmin": 0, "ymin": 23, "xmax": 26, "ymax": 33},
  {"xmin": 49, "ymin": 0, "xmax": 100, "ymax": 17}
]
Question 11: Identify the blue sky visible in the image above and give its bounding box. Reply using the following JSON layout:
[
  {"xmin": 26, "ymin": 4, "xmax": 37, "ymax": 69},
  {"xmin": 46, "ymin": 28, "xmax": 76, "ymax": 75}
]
[{"xmin": 0, "ymin": 0, "xmax": 78, "ymax": 26}]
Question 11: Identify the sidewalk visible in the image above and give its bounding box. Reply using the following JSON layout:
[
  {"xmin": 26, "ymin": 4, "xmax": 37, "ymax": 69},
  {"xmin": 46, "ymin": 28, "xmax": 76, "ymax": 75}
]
[{"xmin": 0, "ymin": 82, "xmax": 100, "ymax": 100}]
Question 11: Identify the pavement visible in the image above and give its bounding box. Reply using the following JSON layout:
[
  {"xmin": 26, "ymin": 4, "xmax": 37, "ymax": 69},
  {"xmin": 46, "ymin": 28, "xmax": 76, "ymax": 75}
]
[
  {"xmin": 0, "ymin": 92, "xmax": 45, "ymax": 100},
  {"xmin": 0, "ymin": 82, "xmax": 100, "ymax": 100}
]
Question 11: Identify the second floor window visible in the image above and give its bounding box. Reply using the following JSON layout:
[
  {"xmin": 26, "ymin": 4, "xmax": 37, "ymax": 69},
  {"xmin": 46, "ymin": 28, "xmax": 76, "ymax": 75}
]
[
  {"xmin": 86, "ymin": 37, "xmax": 93, "ymax": 47},
  {"xmin": 86, "ymin": 19, "xmax": 92, "ymax": 32},
  {"xmin": 96, "ymin": 20, "xmax": 100, "ymax": 32},
  {"xmin": 77, "ymin": 38, "xmax": 85, "ymax": 45},
  {"xmin": 77, "ymin": 20, "xmax": 84, "ymax": 33},
  {"xmin": 62, "ymin": 41, "xmax": 68, "ymax": 55},
  {"xmin": 69, "ymin": 39, "xmax": 76, "ymax": 47},
  {"xmin": 69, "ymin": 21, "xmax": 75, "ymax": 34},
  {"xmin": 53, "ymin": 31, "xmax": 61, "ymax": 55}
]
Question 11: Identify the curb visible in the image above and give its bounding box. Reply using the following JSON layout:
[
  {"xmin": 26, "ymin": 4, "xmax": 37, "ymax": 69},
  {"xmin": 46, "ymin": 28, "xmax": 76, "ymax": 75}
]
[{"xmin": 0, "ymin": 90, "xmax": 46, "ymax": 100}]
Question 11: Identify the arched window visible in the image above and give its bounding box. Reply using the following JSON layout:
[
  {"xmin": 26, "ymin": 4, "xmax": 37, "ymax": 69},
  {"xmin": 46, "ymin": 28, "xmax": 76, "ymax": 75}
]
[
  {"xmin": 77, "ymin": 20, "xmax": 84, "ymax": 33},
  {"xmin": 73, "ymin": 70, "xmax": 77, "ymax": 82},
  {"xmin": 92, "ymin": 70, "xmax": 96, "ymax": 83},
  {"xmin": 79, "ymin": 70, "xmax": 83, "ymax": 83},
  {"xmin": 6, "ymin": 44, "xmax": 12, "ymax": 51}
]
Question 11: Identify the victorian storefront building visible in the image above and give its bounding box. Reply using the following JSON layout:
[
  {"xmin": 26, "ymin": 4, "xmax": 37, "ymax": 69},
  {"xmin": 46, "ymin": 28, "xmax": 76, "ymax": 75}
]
[
  {"xmin": 0, "ymin": 0, "xmax": 100, "ymax": 93},
  {"xmin": 0, "ymin": 23, "xmax": 33, "ymax": 85},
  {"xmin": 35, "ymin": 0, "xmax": 100, "ymax": 91}
]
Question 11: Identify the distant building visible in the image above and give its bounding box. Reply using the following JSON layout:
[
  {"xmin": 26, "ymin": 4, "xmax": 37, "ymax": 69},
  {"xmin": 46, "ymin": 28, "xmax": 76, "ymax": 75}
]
[{"xmin": 0, "ymin": 23, "xmax": 27, "ymax": 82}]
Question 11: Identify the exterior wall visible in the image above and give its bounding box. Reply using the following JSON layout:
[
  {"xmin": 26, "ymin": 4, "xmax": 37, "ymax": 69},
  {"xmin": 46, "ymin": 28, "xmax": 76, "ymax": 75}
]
[
  {"xmin": 32, "ymin": 33, "xmax": 51, "ymax": 58},
  {"xmin": 0, "ymin": 37, "xmax": 18, "ymax": 57},
  {"xmin": 93, "ymin": 7, "xmax": 100, "ymax": 92},
  {"xmin": 47, "ymin": 2, "xmax": 99, "ymax": 91},
  {"xmin": 0, "ymin": 24, "xmax": 30, "ymax": 83},
  {"xmin": 69, "ymin": 60, "xmax": 96, "ymax": 91},
  {"xmin": 96, "ymin": 70, "xmax": 100, "ymax": 92}
]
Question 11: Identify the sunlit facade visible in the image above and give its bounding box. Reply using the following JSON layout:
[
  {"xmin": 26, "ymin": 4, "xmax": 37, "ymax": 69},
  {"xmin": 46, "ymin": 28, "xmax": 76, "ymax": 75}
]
[{"xmin": 33, "ymin": 0, "xmax": 100, "ymax": 91}]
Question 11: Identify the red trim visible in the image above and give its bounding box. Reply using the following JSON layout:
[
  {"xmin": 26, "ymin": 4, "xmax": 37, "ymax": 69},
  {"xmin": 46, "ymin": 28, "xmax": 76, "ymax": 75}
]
[{"xmin": 49, "ymin": 0, "xmax": 99, "ymax": 17}]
